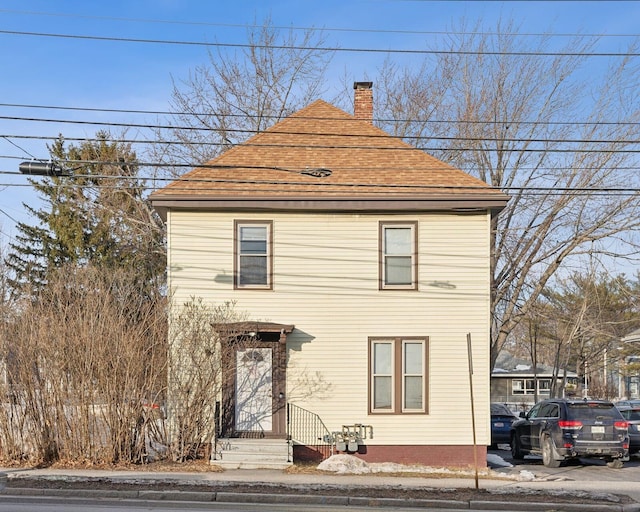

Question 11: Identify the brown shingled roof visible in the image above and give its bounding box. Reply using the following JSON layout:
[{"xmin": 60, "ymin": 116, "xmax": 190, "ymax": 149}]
[{"xmin": 150, "ymin": 100, "xmax": 509, "ymax": 213}]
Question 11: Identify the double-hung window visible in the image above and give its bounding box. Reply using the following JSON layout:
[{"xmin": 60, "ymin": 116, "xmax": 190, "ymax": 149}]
[
  {"xmin": 379, "ymin": 222, "xmax": 417, "ymax": 290},
  {"xmin": 235, "ymin": 221, "xmax": 272, "ymax": 289},
  {"xmin": 369, "ymin": 337, "xmax": 428, "ymax": 414}
]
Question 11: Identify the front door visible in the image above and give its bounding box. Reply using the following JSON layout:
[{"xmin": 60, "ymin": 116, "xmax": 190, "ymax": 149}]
[
  {"xmin": 235, "ymin": 347, "xmax": 273, "ymax": 432},
  {"xmin": 220, "ymin": 328, "xmax": 289, "ymax": 438}
]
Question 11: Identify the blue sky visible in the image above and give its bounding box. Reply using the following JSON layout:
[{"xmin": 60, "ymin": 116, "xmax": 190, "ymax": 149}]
[{"xmin": 1, "ymin": 1, "xmax": 639, "ymax": 247}]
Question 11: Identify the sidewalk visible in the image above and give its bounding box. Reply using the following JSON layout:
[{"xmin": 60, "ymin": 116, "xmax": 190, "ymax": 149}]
[{"xmin": 1, "ymin": 464, "xmax": 640, "ymax": 511}]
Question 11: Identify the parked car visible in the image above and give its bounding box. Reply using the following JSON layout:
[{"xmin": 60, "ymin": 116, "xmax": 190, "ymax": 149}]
[
  {"xmin": 490, "ymin": 403, "xmax": 518, "ymax": 449},
  {"xmin": 616, "ymin": 399, "xmax": 640, "ymax": 408},
  {"xmin": 510, "ymin": 399, "xmax": 629, "ymax": 468},
  {"xmin": 617, "ymin": 406, "xmax": 640, "ymax": 455}
]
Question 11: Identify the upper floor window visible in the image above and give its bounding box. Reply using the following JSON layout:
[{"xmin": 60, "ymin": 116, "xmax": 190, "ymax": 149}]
[
  {"xmin": 235, "ymin": 221, "xmax": 272, "ymax": 289},
  {"xmin": 379, "ymin": 222, "xmax": 417, "ymax": 290},
  {"xmin": 369, "ymin": 337, "xmax": 428, "ymax": 414}
]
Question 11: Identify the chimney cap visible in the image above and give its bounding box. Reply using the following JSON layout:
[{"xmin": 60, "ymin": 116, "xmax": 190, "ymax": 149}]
[{"xmin": 353, "ymin": 81, "xmax": 373, "ymax": 89}]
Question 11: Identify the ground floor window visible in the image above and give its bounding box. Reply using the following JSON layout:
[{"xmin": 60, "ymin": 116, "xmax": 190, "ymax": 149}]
[
  {"xmin": 369, "ymin": 337, "xmax": 428, "ymax": 414},
  {"xmin": 512, "ymin": 378, "xmax": 551, "ymax": 395}
]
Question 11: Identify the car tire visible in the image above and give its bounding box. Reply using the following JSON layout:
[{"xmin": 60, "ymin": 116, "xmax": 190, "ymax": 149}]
[
  {"xmin": 510, "ymin": 434, "xmax": 524, "ymax": 460},
  {"xmin": 541, "ymin": 436, "xmax": 562, "ymax": 468}
]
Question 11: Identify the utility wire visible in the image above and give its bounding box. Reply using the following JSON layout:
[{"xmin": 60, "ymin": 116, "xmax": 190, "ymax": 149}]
[
  {"xmin": 2, "ymin": 132, "xmax": 640, "ymax": 152},
  {"xmin": 7, "ymin": 160, "xmax": 640, "ymax": 173},
  {"xmin": 1, "ymin": 29, "xmax": 639, "ymax": 57},
  {"xmin": 1, "ymin": 136, "xmax": 37, "ymax": 159},
  {"xmin": 2, "ymin": 136, "xmax": 639, "ymax": 153},
  {"xmin": 3, "ymin": 8, "xmax": 639, "ymax": 39},
  {"xmin": 0, "ymin": 116, "xmax": 640, "ymax": 135},
  {"xmin": 2, "ymin": 168, "xmax": 640, "ymax": 196},
  {"xmin": 2, "ymin": 180, "xmax": 639, "ymax": 197},
  {"xmin": 2, "ymin": 103, "xmax": 639, "ymax": 127}
]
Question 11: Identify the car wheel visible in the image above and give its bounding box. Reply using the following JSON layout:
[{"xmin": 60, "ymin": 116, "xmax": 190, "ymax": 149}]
[
  {"xmin": 510, "ymin": 434, "xmax": 524, "ymax": 459},
  {"xmin": 541, "ymin": 436, "xmax": 562, "ymax": 468}
]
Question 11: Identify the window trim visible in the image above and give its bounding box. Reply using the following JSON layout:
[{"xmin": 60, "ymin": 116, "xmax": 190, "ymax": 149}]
[
  {"xmin": 234, "ymin": 220, "xmax": 273, "ymax": 290},
  {"xmin": 379, "ymin": 221, "xmax": 418, "ymax": 290},
  {"xmin": 511, "ymin": 378, "xmax": 552, "ymax": 395},
  {"xmin": 368, "ymin": 336, "xmax": 429, "ymax": 415}
]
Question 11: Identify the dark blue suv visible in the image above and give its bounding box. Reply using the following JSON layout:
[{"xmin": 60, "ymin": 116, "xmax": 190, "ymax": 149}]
[{"xmin": 510, "ymin": 399, "xmax": 629, "ymax": 468}]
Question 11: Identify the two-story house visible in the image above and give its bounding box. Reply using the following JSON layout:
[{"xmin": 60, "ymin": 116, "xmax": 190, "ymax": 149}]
[{"xmin": 150, "ymin": 82, "xmax": 509, "ymax": 468}]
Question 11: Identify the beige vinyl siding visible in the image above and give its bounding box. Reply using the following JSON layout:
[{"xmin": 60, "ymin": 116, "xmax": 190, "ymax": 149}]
[{"xmin": 167, "ymin": 210, "xmax": 492, "ymax": 446}]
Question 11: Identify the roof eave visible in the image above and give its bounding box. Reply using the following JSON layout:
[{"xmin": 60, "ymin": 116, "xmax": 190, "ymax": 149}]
[{"xmin": 151, "ymin": 194, "xmax": 509, "ymax": 220}]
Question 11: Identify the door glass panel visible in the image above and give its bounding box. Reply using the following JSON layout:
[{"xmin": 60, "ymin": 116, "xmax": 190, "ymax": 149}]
[{"xmin": 235, "ymin": 348, "xmax": 272, "ymax": 431}]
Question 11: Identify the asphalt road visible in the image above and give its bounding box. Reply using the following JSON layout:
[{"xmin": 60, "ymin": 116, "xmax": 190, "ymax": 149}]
[
  {"xmin": 489, "ymin": 445, "xmax": 640, "ymax": 481},
  {"xmin": 0, "ymin": 496, "xmax": 474, "ymax": 512}
]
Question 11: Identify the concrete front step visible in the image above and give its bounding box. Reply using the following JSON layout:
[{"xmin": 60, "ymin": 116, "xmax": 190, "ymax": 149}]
[{"xmin": 212, "ymin": 438, "xmax": 292, "ymax": 469}]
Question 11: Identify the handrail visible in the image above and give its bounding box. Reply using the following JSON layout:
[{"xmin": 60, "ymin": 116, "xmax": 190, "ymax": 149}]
[{"xmin": 287, "ymin": 403, "xmax": 333, "ymax": 461}]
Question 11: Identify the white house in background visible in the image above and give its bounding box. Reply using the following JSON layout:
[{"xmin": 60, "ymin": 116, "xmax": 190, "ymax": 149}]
[{"xmin": 150, "ymin": 82, "xmax": 509, "ymax": 468}]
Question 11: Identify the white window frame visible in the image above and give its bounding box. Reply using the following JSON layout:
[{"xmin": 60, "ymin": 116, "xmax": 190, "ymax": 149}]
[
  {"xmin": 369, "ymin": 337, "xmax": 428, "ymax": 414},
  {"xmin": 234, "ymin": 220, "xmax": 273, "ymax": 289},
  {"xmin": 512, "ymin": 378, "xmax": 552, "ymax": 395},
  {"xmin": 379, "ymin": 222, "xmax": 418, "ymax": 290}
]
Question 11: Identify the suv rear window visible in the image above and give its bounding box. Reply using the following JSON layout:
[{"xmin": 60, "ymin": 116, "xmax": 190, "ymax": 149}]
[{"xmin": 567, "ymin": 402, "xmax": 619, "ymax": 420}]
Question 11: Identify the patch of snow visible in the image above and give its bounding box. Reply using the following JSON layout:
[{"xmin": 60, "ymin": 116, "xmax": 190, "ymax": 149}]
[
  {"xmin": 515, "ymin": 364, "xmax": 531, "ymax": 371},
  {"xmin": 317, "ymin": 454, "xmax": 506, "ymax": 478},
  {"xmin": 317, "ymin": 454, "xmax": 371, "ymax": 474},
  {"xmin": 516, "ymin": 470, "xmax": 537, "ymax": 481}
]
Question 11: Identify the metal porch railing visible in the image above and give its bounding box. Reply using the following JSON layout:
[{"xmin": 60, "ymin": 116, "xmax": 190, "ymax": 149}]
[{"xmin": 287, "ymin": 403, "xmax": 333, "ymax": 461}]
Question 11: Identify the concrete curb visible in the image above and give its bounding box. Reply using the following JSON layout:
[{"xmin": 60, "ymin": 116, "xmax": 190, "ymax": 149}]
[{"xmin": 2, "ymin": 487, "xmax": 639, "ymax": 511}]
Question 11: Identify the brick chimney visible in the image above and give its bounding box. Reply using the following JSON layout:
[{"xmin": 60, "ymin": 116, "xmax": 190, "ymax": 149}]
[{"xmin": 353, "ymin": 81, "xmax": 373, "ymax": 123}]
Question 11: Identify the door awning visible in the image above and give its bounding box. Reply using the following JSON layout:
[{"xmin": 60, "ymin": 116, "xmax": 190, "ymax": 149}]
[{"xmin": 213, "ymin": 322, "xmax": 295, "ymax": 344}]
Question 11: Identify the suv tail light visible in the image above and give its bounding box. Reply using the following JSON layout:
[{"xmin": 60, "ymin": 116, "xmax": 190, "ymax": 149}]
[
  {"xmin": 558, "ymin": 420, "xmax": 582, "ymax": 429},
  {"xmin": 614, "ymin": 420, "xmax": 629, "ymax": 430}
]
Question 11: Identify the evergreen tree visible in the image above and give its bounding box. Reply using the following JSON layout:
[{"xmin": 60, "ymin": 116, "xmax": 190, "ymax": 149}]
[{"xmin": 7, "ymin": 132, "xmax": 165, "ymax": 298}]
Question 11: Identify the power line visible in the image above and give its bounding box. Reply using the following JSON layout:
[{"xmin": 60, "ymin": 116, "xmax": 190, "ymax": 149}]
[
  {"xmin": 2, "ymin": 103, "xmax": 640, "ymax": 128},
  {"xmin": 2, "ymin": 129, "xmax": 640, "ymax": 152},
  {"xmin": 1, "ymin": 136, "xmax": 36, "ymax": 159},
  {"xmin": 2, "ymin": 179, "xmax": 639, "ymax": 197},
  {"xmin": 5, "ymin": 156, "xmax": 640, "ymax": 175},
  {"xmin": 2, "ymin": 168, "xmax": 640, "ymax": 196},
  {"xmin": 2, "ymin": 29, "xmax": 639, "ymax": 57},
  {"xmin": 2, "ymin": 135, "xmax": 639, "ymax": 154},
  {"xmin": 3, "ymin": 8, "xmax": 639, "ymax": 39}
]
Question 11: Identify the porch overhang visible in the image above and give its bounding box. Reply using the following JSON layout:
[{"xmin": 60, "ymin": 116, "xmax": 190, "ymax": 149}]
[{"xmin": 213, "ymin": 322, "xmax": 295, "ymax": 344}]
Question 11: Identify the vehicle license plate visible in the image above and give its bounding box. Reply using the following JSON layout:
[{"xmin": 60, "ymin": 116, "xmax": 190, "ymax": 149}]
[
  {"xmin": 592, "ymin": 426, "xmax": 605, "ymax": 434},
  {"xmin": 494, "ymin": 422, "xmax": 504, "ymax": 427}
]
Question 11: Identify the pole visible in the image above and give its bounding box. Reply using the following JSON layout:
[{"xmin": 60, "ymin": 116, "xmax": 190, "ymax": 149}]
[
  {"xmin": 604, "ymin": 349, "xmax": 608, "ymax": 398},
  {"xmin": 467, "ymin": 333, "xmax": 479, "ymax": 489}
]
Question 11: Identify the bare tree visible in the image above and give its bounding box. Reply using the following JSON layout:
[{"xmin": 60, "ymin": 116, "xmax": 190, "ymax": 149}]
[
  {"xmin": 0, "ymin": 264, "xmax": 167, "ymax": 465},
  {"xmin": 167, "ymin": 298, "xmax": 250, "ymax": 462},
  {"xmin": 373, "ymin": 19, "xmax": 640, "ymax": 367},
  {"xmin": 536, "ymin": 271, "xmax": 640, "ymax": 399},
  {"xmin": 147, "ymin": 18, "xmax": 334, "ymax": 178}
]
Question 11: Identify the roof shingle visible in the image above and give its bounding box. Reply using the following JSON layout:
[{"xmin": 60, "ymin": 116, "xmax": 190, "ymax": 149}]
[{"xmin": 150, "ymin": 100, "xmax": 508, "ymax": 210}]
